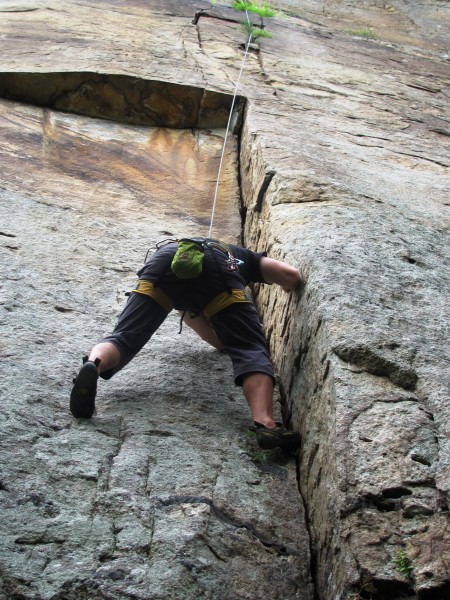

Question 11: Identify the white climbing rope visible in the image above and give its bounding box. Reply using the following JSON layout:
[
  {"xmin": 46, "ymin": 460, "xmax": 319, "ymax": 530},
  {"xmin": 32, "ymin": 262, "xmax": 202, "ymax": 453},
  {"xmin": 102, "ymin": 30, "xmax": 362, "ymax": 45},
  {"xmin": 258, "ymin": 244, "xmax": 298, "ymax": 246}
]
[{"xmin": 208, "ymin": 6, "xmax": 253, "ymax": 238}]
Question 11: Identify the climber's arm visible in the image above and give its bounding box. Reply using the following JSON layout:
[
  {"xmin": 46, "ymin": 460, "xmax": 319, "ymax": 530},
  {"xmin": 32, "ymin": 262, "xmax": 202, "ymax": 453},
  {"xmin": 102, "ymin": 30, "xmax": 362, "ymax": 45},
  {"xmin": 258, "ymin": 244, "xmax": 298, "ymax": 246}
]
[{"xmin": 260, "ymin": 256, "xmax": 301, "ymax": 292}]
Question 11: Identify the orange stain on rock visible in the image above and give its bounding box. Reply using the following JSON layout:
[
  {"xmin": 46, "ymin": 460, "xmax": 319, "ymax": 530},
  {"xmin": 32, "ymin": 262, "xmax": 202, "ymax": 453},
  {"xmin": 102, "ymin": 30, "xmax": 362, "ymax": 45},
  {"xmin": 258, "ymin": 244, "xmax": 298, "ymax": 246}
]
[{"xmin": 1, "ymin": 100, "xmax": 241, "ymax": 238}]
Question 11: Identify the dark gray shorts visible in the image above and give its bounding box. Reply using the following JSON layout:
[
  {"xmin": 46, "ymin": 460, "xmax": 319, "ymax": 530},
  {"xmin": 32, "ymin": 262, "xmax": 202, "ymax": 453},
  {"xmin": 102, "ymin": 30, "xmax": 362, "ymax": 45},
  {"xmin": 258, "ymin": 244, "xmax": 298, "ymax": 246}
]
[
  {"xmin": 99, "ymin": 241, "xmax": 273, "ymax": 385},
  {"xmin": 210, "ymin": 302, "xmax": 274, "ymax": 386},
  {"xmin": 100, "ymin": 294, "xmax": 274, "ymax": 387}
]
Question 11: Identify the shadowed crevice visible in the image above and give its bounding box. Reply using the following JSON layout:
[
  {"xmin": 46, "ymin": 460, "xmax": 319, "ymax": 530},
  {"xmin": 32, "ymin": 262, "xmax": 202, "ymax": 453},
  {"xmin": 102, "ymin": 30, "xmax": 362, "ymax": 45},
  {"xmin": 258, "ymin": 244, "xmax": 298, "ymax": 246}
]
[{"xmin": 0, "ymin": 71, "xmax": 245, "ymax": 130}]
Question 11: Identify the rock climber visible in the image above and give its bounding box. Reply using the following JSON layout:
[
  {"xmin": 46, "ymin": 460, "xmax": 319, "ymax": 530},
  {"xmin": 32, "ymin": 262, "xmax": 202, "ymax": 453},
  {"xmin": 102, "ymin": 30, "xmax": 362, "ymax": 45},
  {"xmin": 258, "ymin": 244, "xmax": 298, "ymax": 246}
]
[{"xmin": 70, "ymin": 237, "xmax": 302, "ymax": 451}]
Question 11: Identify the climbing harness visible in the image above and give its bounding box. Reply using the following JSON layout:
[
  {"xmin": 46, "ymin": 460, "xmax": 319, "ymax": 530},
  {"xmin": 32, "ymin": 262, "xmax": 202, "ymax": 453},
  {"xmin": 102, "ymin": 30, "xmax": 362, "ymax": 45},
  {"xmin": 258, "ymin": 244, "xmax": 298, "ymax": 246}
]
[
  {"xmin": 132, "ymin": 279, "xmax": 174, "ymax": 312},
  {"xmin": 138, "ymin": 237, "xmax": 250, "ymax": 324},
  {"xmin": 203, "ymin": 289, "xmax": 252, "ymax": 320}
]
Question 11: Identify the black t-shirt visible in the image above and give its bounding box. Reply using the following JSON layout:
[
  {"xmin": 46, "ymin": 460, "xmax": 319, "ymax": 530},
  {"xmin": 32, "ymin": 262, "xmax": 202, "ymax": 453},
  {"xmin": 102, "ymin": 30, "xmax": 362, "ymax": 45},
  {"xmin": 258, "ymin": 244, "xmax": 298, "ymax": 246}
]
[
  {"xmin": 138, "ymin": 240, "xmax": 267, "ymax": 286},
  {"xmin": 223, "ymin": 243, "xmax": 267, "ymax": 285},
  {"xmin": 136, "ymin": 240, "xmax": 267, "ymax": 313}
]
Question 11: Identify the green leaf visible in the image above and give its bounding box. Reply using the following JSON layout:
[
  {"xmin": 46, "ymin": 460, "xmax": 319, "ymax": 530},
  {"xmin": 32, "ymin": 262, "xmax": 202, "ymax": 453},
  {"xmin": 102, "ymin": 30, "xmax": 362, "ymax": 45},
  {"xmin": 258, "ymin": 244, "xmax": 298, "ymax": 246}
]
[
  {"xmin": 231, "ymin": 1, "xmax": 277, "ymax": 18},
  {"xmin": 240, "ymin": 21, "xmax": 272, "ymax": 40},
  {"xmin": 393, "ymin": 551, "xmax": 414, "ymax": 578}
]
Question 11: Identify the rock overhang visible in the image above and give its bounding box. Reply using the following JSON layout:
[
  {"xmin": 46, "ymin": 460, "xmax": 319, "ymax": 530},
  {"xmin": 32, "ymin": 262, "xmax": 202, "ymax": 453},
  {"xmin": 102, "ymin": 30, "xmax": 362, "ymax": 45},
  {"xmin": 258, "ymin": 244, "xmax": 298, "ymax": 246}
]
[{"xmin": 0, "ymin": 71, "xmax": 246, "ymax": 130}]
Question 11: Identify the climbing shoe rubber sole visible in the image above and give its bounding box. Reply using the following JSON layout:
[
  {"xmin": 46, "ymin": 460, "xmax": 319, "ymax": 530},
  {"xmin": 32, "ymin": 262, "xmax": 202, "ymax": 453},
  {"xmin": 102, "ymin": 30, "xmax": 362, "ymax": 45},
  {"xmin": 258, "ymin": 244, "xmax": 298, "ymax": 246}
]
[
  {"xmin": 70, "ymin": 361, "xmax": 99, "ymax": 418},
  {"xmin": 252, "ymin": 422, "xmax": 301, "ymax": 452}
]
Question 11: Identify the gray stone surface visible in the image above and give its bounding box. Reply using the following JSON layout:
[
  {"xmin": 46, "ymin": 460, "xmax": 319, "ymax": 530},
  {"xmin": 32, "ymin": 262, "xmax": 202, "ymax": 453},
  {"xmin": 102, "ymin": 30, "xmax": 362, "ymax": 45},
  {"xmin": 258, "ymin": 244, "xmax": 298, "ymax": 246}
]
[
  {"xmin": 1, "ymin": 0, "xmax": 449, "ymax": 598},
  {"xmin": 238, "ymin": 4, "xmax": 450, "ymax": 596},
  {"xmin": 0, "ymin": 105, "xmax": 311, "ymax": 599}
]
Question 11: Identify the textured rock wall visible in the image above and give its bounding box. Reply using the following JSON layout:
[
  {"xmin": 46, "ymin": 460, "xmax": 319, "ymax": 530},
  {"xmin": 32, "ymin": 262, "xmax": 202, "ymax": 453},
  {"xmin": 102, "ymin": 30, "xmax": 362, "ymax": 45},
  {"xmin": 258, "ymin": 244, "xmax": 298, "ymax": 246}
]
[
  {"xmin": 0, "ymin": 97, "xmax": 312, "ymax": 599},
  {"xmin": 0, "ymin": 3, "xmax": 313, "ymax": 599},
  {"xmin": 237, "ymin": 2, "xmax": 450, "ymax": 597},
  {"xmin": 0, "ymin": 0, "xmax": 449, "ymax": 599}
]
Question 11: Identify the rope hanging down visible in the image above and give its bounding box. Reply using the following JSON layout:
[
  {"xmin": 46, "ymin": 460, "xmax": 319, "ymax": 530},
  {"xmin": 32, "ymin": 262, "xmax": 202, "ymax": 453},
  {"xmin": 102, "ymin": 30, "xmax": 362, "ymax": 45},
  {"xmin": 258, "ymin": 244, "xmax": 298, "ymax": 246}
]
[{"xmin": 207, "ymin": 7, "xmax": 253, "ymax": 238}]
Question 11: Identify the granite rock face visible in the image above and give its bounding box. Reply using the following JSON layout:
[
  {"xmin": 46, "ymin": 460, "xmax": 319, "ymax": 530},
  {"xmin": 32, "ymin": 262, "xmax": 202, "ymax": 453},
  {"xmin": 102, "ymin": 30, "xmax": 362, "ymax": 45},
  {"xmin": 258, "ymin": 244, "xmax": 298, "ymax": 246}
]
[
  {"xmin": 0, "ymin": 0, "xmax": 449, "ymax": 599},
  {"xmin": 0, "ymin": 101, "xmax": 311, "ymax": 599},
  {"xmin": 237, "ymin": 2, "xmax": 450, "ymax": 596}
]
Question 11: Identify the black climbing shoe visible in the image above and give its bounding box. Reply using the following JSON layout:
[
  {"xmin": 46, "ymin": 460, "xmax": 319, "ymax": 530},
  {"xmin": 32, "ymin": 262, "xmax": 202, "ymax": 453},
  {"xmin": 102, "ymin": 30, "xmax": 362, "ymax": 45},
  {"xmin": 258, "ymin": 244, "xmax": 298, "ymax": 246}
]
[
  {"xmin": 251, "ymin": 422, "xmax": 301, "ymax": 452},
  {"xmin": 70, "ymin": 358, "xmax": 100, "ymax": 418}
]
